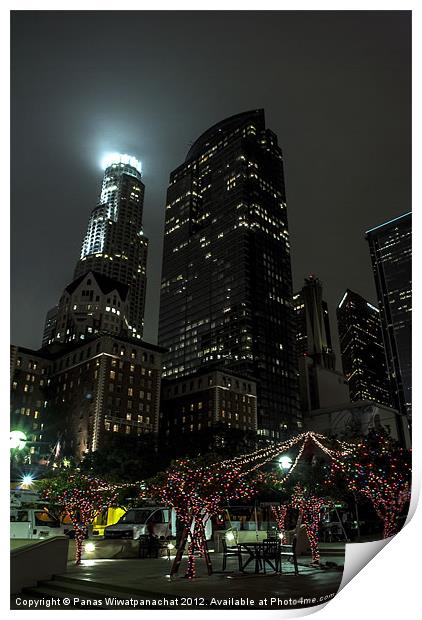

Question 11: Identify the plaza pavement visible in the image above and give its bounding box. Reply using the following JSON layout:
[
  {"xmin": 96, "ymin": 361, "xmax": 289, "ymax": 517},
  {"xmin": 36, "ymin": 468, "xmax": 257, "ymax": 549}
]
[{"xmin": 13, "ymin": 549, "xmax": 345, "ymax": 610}]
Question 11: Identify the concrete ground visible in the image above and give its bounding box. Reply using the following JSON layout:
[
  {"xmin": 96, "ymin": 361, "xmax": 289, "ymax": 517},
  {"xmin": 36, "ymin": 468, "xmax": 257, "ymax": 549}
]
[
  {"xmin": 55, "ymin": 550, "xmax": 344, "ymax": 609},
  {"xmin": 11, "ymin": 541, "xmax": 345, "ymax": 610}
]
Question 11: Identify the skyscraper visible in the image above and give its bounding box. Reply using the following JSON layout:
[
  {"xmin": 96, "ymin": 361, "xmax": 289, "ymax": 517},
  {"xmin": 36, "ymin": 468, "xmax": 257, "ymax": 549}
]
[
  {"xmin": 365, "ymin": 212, "xmax": 412, "ymax": 418},
  {"xmin": 15, "ymin": 154, "xmax": 164, "ymax": 462},
  {"xmin": 293, "ymin": 276, "xmax": 349, "ymax": 412},
  {"xmin": 336, "ymin": 288, "xmax": 391, "ymax": 406},
  {"xmin": 74, "ymin": 153, "xmax": 148, "ymax": 340},
  {"xmin": 293, "ymin": 275, "xmax": 335, "ymax": 369},
  {"xmin": 158, "ymin": 110, "xmax": 299, "ymax": 438}
]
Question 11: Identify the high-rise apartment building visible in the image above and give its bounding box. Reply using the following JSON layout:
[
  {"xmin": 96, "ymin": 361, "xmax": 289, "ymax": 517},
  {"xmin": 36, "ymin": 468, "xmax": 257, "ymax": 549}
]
[
  {"xmin": 73, "ymin": 153, "xmax": 148, "ymax": 340},
  {"xmin": 336, "ymin": 289, "xmax": 391, "ymax": 406},
  {"xmin": 158, "ymin": 110, "xmax": 299, "ymax": 438},
  {"xmin": 293, "ymin": 276, "xmax": 349, "ymax": 413},
  {"xmin": 365, "ymin": 213, "xmax": 411, "ymax": 418}
]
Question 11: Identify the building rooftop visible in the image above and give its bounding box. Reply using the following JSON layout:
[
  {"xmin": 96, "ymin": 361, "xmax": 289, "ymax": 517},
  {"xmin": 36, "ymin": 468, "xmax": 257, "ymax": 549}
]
[
  {"xmin": 365, "ymin": 211, "xmax": 412, "ymax": 236},
  {"xmin": 65, "ymin": 271, "xmax": 129, "ymax": 301},
  {"xmin": 185, "ymin": 109, "xmax": 265, "ymax": 163}
]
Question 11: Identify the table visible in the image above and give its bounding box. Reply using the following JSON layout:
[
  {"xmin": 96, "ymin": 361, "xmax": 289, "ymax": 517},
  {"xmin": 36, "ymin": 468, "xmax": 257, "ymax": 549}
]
[{"xmin": 237, "ymin": 542, "xmax": 264, "ymax": 573}]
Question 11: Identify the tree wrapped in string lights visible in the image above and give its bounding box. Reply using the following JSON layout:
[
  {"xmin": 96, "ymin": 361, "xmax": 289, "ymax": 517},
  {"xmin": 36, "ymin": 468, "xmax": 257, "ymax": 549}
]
[
  {"xmin": 331, "ymin": 430, "xmax": 411, "ymax": 539},
  {"xmin": 271, "ymin": 504, "xmax": 288, "ymax": 541},
  {"xmin": 149, "ymin": 455, "xmax": 258, "ymax": 579},
  {"xmin": 291, "ymin": 484, "xmax": 327, "ymax": 565},
  {"xmin": 41, "ymin": 471, "xmax": 118, "ymax": 564}
]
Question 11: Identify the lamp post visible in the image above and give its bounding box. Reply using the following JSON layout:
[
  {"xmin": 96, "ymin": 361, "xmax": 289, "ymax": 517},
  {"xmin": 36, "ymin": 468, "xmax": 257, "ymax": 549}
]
[
  {"xmin": 10, "ymin": 430, "xmax": 27, "ymax": 451},
  {"xmin": 278, "ymin": 455, "xmax": 293, "ymax": 471}
]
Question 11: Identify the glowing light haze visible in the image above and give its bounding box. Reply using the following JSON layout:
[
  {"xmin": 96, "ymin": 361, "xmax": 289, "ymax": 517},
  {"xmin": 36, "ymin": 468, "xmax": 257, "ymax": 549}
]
[{"xmin": 101, "ymin": 152, "xmax": 142, "ymax": 174}]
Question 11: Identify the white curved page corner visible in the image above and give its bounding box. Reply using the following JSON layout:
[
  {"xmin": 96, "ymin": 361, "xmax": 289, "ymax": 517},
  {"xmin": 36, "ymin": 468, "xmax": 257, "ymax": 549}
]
[
  {"xmin": 405, "ymin": 473, "xmax": 420, "ymax": 523},
  {"xmin": 338, "ymin": 469, "xmax": 419, "ymax": 594},
  {"xmin": 338, "ymin": 538, "xmax": 392, "ymax": 592}
]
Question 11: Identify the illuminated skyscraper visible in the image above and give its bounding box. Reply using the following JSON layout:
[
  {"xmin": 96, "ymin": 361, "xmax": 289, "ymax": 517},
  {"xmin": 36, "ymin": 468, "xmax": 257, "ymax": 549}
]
[
  {"xmin": 366, "ymin": 212, "xmax": 412, "ymax": 418},
  {"xmin": 158, "ymin": 110, "xmax": 299, "ymax": 439},
  {"xmin": 336, "ymin": 289, "xmax": 391, "ymax": 406},
  {"xmin": 74, "ymin": 154, "xmax": 148, "ymax": 339}
]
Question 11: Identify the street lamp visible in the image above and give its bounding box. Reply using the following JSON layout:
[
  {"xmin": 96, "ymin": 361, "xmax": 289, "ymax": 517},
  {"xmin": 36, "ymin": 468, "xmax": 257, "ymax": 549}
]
[
  {"xmin": 10, "ymin": 430, "xmax": 27, "ymax": 451},
  {"xmin": 21, "ymin": 474, "xmax": 34, "ymax": 488},
  {"xmin": 278, "ymin": 455, "xmax": 293, "ymax": 471}
]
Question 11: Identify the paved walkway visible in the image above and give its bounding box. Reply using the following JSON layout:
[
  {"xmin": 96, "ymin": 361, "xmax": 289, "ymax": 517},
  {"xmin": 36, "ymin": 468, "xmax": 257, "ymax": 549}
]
[{"xmin": 60, "ymin": 552, "xmax": 344, "ymax": 609}]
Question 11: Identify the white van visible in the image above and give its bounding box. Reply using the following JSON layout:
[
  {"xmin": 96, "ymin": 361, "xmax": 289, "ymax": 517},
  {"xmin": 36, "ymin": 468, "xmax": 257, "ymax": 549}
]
[
  {"xmin": 10, "ymin": 507, "xmax": 66, "ymax": 540},
  {"xmin": 104, "ymin": 506, "xmax": 212, "ymax": 541},
  {"xmin": 10, "ymin": 489, "xmax": 70, "ymax": 540}
]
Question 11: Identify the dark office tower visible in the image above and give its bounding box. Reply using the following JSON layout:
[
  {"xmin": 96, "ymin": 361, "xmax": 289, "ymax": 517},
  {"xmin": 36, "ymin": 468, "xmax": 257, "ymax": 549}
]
[
  {"xmin": 74, "ymin": 154, "xmax": 148, "ymax": 340},
  {"xmin": 293, "ymin": 275, "xmax": 335, "ymax": 370},
  {"xmin": 336, "ymin": 289, "xmax": 391, "ymax": 407},
  {"xmin": 158, "ymin": 110, "xmax": 299, "ymax": 438},
  {"xmin": 293, "ymin": 276, "xmax": 349, "ymax": 412},
  {"xmin": 42, "ymin": 305, "xmax": 58, "ymax": 347},
  {"xmin": 366, "ymin": 212, "xmax": 412, "ymax": 418}
]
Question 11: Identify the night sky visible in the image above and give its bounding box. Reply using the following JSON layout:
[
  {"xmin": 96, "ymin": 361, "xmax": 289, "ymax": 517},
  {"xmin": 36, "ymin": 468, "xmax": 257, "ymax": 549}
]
[{"xmin": 11, "ymin": 11, "xmax": 411, "ymax": 363}]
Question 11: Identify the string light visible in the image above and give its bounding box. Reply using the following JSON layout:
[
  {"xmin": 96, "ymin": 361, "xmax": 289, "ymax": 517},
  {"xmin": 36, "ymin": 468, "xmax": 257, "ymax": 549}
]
[
  {"xmin": 271, "ymin": 504, "xmax": 288, "ymax": 542},
  {"xmin": 330, "ymin": 432, "xmax": 411, "ymax": 539},
  {"xmin": 291, "ymin": 484, "xmax": 327, "ymax": 565},
  {"xmin": 42, "ymin": 473, "xmax": 118, "ymax": 565},
  {"xmin": 40, "ymin": 430, "xmax": 410, "ymax": 575}
]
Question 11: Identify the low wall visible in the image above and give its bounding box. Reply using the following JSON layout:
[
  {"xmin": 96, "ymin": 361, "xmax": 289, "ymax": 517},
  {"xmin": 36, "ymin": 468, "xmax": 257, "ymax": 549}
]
[
  {"xmin": 10, "ymin": 539, "xmax": 36, "ymax": 551},
  {"xmin": 67, "ymin": 539, "xmax": 140, "ymax": 562},
  {"xmin": 11, "ymin": 536, "xmax": 69, "ymax": 594}
]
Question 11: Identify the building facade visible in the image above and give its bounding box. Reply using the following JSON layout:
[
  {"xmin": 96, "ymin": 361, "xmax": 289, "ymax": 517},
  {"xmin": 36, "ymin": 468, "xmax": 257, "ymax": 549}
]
[
  {"xmin": 42, "ymin": 306, "xmax": 58, "ymax": 348},
  {"xmin": 11, "ymin": 336, "xmax": 164, "ymax": 462},
  {"xmin": 160, "ymin": 369, "xmax": 257, "ymax": 458},
  {"xmin": 293, "ymin": 275, "xmax": 335, "ymax": 368},
  {"xmin": 158, "ymin": 110, "xmax": 299, "ymax": 439},
  {"xmin": 293, "ymin": 276, "xmax": 349, "ymax": 413},
  {"xmin": 161, "ymin": 369, "xmax": 257, "ymax": 434},
  {"xmin": 304, "ymin": 400, "xmax": 410, "ymax": 448},
  {"xmin": 336, "ymin": 289, "xmax": 391, "ymax": 407},
  {"xmin": 46, "ymin": 271, "xmax": 130, "ymax": 345},
  {"xmin": 365, "ymin": 213, "xmax": 412, "ymax": 418},
  {"xmin": 10, "ymin": 347, "xmax": 51, "ymax": 462},
  {"xmin": 73, "ymin": 153, "xmax": 148, "ymax": 340}
]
